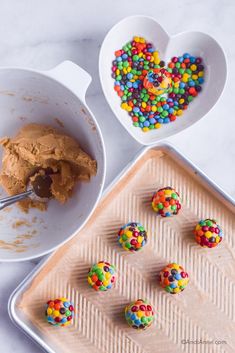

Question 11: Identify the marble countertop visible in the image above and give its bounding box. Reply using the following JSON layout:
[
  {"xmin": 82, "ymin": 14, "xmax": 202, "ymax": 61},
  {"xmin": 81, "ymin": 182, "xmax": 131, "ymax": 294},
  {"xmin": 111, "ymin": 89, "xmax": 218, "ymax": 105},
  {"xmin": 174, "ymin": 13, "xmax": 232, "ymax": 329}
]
[{"xmin": 0, "ymin": 0, "xmax": 234, "ymax": 352}]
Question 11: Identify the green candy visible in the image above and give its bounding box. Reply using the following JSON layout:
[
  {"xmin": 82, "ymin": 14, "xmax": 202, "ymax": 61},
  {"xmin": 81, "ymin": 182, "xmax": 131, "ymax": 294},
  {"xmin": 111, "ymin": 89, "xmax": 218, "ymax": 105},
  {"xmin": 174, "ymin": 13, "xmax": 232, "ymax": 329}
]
[
  {"xmin": 206, "ymin": 220, "xmax": 213, "ymax": 226},
  {"xmin": 158, "ymin": 107, "xmax": 163, "ymax": 113},
  {"xmin": 122, "ymin": 234, "xmax": 128, "ymax": 241},
  {"xmin": 123, "ymin": 61, "xmax": 129, "ymax": 68},
  {"xmin": 171, "ymin": 205, "xmax": 177, "ymax": 210},
  {"xmin": 149, "ymin": 124, "xmax": 154, "ymax": 129},
  {"xmin": 125, "ymin": 242, "xmax": 131, "ymax": 249},
  {"xmin": 162, "ymin": 111, "xmax": 168, "ymax": 117},
  {"xmin": 171, "ymin": 193, "xmax": 177, "ymax": 199},
  {"xmin": 188, "ymin": 95, "xmax": 193, "ymax": 102},
  {"xmin": 100, "ymin": 286, "xmax": 106, "ymax": 291},
  {"xmin": 175, "ymin": 62, "xmax": 181, "ymax": 68},
  {"xmin": 139, "ymin": 116, "xmax": 145, "ymax": 123},
  {"xmin": 66, "ymin": 310, "xmax": 71, "ymax": 317},
  {"xmin": 165, "ymin": 285, "xmax": 173, "ymax": 293},
  {"xmin": 138, "ymin": 226, "xmax": 145, "ymax": 231},
  {"xmin": 133, "ymin": 122, "xmax": 139, "ymax": 127},
  {"xmin": 157, "ymin": 203, "xmax": 163, "ymax": 209},
  {"xmin": 141, "ymin": 316, "xmax": 148, "ymax": 323},
  {"xmin": 133, "ymin": 55, "xmax": 139, "ymax": 61},
  {"xmin": 98, "ymin": 273, "xmax": 105, "ymax": 281}
]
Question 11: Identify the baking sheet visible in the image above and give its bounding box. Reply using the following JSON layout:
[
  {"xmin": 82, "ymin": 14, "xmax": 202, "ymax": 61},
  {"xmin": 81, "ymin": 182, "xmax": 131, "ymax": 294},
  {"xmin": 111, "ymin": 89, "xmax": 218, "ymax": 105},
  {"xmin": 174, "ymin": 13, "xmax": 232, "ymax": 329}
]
[{"xmin": 10, "ymin": 146, "xmax": 235, "ymax": 353}]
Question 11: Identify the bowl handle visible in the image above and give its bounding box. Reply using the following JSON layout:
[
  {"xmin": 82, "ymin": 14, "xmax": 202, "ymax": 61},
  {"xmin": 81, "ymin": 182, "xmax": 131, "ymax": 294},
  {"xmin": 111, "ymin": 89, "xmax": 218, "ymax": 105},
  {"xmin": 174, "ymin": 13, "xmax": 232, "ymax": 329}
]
[{"xmin": 46, "ymin": 60, "xmax": 92, "ymax": 102}]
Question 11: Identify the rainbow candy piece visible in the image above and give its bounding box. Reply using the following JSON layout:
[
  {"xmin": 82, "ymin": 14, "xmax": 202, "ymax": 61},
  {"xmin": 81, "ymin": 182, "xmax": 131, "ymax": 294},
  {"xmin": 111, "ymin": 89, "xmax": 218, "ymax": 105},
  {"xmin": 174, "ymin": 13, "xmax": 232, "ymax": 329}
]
[
  {"xmin": 160, "ymin": 263, "xmax": 189, "ymax": 294},
  {"xmin": 45, "ymin": 298, "xmax": 74, "ymax": 326},
  {"xmin": 152, "ymin": 186, "xmax": 181, "ymax": 217},
  {"xmin": 118, "ymin": 222, "xmax": 147, "ymax": 251},
  {"xmin": 125, "ymin": 299, "xmax": 154, "ymax": 330},
  {"xmin": 87, "ymin": 261, "xmax": 116, "ymax": 291},
  {"xmin": 194, "ymin": 219, "xmax": 223, "ymax": 248}
]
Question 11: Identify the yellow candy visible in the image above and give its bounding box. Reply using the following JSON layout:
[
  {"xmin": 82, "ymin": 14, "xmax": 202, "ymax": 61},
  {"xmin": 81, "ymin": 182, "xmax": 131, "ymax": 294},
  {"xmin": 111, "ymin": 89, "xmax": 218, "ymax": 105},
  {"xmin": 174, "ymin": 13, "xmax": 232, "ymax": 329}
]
[
  {"xmin": 179, "ymin": 98, "xmax": 184, "ymax": 104},
  {"xmin": 139, "ymin": 37, "xmax": 145, "ymax": 43},
  {"xmin": 198, "ymin": 71, "xmax": 204, "ymax": 77},
  {"xmin": 127, "ymin": 67, "xmax": 131, "ymax": 73},
  {"xmin": 60, "ymin": 297, "xmax": 67, "ymax": 301},
  {"xmin": 53, "ymin": 310, "xmax": 60, "ymax": 317},
  {"xmin": 123, "ymin": 68, "xmax": 127, "ymax": 74},
  {"xmin": 126, "ymin": 230, "xmax": 132, "ymax": 238},
  {"xmin": 216, "ymin": 236, "xmax": 220, "ymax": 243},
  {"xmin": 173, "ymin": 287, "xmax": 180, "ymax": 293},
  {"xmin": 139, "ymin": 52, "xmax": 143, "ymax": 58},
  {"xmin": 155, "ymin": 123, "xmax": 161, "ymax": 129},
  {"xmin": 205, "ymin": 231, "xmax": 212, "ymax": 238},
  {"xmin": 150, "ymin": 56, "xmax": 154, "ymax": 62},
  {"xmin": 142, "ymin": 102, "xmax": 147, "ymax": 108},
  {"xmin": 137, "ymin": 311, "xmax": 143, "ymax": 318},
  {"xmin": 116, "ymin": 69, "xmax": 120, "ymax": 75},
  {"xmin": 153, "ymin": 51, "xmax": 160, "ymax": 65},
  {"xmin": 177, "ymin": 109, "xmax": 183, "ymax": 116},
  {"xmin": 127, "ymin": 106, "xmax": 132, "ymax": 112},
  {"xmin": 97, "ymin": 263, "xmax": 104, "ymax": 268},
  {"xmin": 192, "ymin": 74, "xmax": 198, "ymax": 80},
  {"xmin": 195, "ymin": 224, "xmax": 201, "ymax": 231},
  {"xmin": 121, "ymin": 102, "xmax": 128, "ymax": 110},
  {"xmin": 172, "ymin": 263, "xmax": 180, "ymax": 270},
  {"xmin": 134, "ymin": 36, "xmax": 140, "ymax": 43},
  {"xmin": 151, "ymin": 106, "xmax": 157, "ymax": 112},
  {"xmin": 190, "ymin": 64, "xmax": 197, "ymax": 71},
  {"xmin": 47, "ymin": 308, "xmax": 52, "ymax": 315},
  {"xmin": 137, "ymin": 236, "xmax": 142, "ymax": 243},
  {"xmin": 143, "ymin": 127, "xmax": 149, "ymax": 132},
  {"xmin": 165, "ymin": 189, "xmax": 172, "ymax": 196},
  {"xmin": 103, "ymin": 280, "xmax": 109, "ymax": 286},
  {"xmin": 88, "ymin": 277, "xmax": 92, "ymax": 285},
  {"xmin": 178, "ymin": 279, "xmax": 185, "ymax": 286},
  {"xmin": 105, "ymin": 272, "xmax": 111, "ymax": 279}
]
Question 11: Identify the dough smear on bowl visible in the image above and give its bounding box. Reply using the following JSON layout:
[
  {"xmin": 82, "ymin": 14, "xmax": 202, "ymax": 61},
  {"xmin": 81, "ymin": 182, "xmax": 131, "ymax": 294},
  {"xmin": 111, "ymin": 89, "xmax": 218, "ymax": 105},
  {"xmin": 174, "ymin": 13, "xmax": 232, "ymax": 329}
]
[{"xmin": 0, "ymin": 123, "xmax": 97, "ymax": 212}]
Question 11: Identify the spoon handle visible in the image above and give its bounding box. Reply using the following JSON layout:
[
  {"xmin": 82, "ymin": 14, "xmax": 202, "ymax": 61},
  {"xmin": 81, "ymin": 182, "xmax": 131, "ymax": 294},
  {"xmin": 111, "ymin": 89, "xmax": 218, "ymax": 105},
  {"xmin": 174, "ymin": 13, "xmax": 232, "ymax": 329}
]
[{"xmin": 0, "ymin": 190, "xmax": 33, "ymax": 210}]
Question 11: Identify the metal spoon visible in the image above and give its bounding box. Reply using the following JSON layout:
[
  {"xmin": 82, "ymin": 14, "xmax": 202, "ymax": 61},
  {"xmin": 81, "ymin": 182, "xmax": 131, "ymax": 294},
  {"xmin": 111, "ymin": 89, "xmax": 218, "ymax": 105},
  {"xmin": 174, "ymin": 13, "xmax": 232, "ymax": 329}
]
[{"xmin": 0, "ymin": 174, "xmax": 52, "ymax": 210}]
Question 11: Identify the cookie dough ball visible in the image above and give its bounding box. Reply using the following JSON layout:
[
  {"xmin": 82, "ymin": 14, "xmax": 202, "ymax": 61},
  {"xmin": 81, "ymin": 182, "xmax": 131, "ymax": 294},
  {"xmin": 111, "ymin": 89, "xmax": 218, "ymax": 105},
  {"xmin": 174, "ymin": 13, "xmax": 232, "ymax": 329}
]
[
  {"xmin": 194, "ymin": 219, "xmax": 223, "ymax": 248},
  {"xmin": 88, "ymin": 261, "xmax": 116, "ymax": 291},
  {"xmin": 143, "ymin": 68, "xmax": 172, "ymax": 96},
  {"xmin": 125, "ymin": 299, "xmax": 154, "ymax": 330},
  {"xmin": 160, "ymin": 263, "xmax": 189, "ymax": 294},
  {"xmin": 118, "ymin": 222, "xmax": 147, "ymax": 252},
  {"xmin": 152, "ymin": 187, "xmax": 181, "ymax": 217},
  {"xmin": 45, "ymin": 298, "xmax": 74, "ymax": 326}
]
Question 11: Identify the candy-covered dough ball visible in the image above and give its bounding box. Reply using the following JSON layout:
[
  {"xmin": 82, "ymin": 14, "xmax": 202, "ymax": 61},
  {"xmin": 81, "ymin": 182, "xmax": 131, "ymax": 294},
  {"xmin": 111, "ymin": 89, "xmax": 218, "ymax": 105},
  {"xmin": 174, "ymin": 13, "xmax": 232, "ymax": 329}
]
[
  {"xmin": 118, "ymin": 222, "xmax": 147, "ymax": 251},
  {"xmin": 88, "ymin": 261, "xmax": 116, "ymax": 291},
  {"xmin": 194, "ymin": 219, "xmax": 223, "ymax": 248},
  {"xmin": 143, "ymin": 68, "xmax": 172, "ymax": 96},
  {"xmin": 152, "ymin": 187, "xmax": 181, "ymax": 217},
  {"xmin": 125, "ymin": 299, "xmax": 154, "ymax": 330},
  {"xmin": 160, "ymin": 263, "xmax": 189, "ymax": 294},
  {"xmin": 45, "ymin": 298, "xmax": 74, "ymax": 326}
]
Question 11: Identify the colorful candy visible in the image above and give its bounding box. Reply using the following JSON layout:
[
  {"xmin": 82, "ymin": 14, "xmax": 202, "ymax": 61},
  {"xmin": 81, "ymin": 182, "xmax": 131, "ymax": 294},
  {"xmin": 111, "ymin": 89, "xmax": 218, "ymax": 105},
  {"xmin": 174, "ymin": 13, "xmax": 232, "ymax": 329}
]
[
  {"xmin": 125, "ymin": 299, "xmax": 154, "ymax": 329},
  {"xmin": 112, "ymin": 36, "xmax": 205, "ymax": 132},
  {"xmin": 87, "ymin": 261, "xmax": 116, "ymax": 291},
  {"xmin": 159, "ymin": 263, "xmax": 189, "ymax": 294},
  {"xmin": 45, "ymin": 298, "xmax": 74, "ymax": 326},
  {"xmin": 194, "ymin": 219, "xmax": 223, "ymax": 248},
  {"xmin": 152, "ymin": 186, "xmax": 181, "ymax": 217},
  {"xmin": 118, "ymin": 222, "xmax": 147, "ymax": 251}
]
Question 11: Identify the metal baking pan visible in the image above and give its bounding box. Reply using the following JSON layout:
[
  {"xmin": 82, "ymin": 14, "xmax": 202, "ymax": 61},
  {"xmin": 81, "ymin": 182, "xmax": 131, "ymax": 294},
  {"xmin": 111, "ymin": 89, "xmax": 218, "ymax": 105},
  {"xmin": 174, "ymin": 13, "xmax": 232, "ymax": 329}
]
[{"xmin": 8, "ymin": 143, "xmax": 235, "ymax": 353}]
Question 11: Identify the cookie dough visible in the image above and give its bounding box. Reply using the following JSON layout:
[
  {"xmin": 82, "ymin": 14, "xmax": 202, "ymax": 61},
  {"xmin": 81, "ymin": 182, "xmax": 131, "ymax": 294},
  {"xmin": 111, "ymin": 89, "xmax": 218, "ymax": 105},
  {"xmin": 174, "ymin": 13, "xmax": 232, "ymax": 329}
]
[
  {"xmin": 87, "ymin": 261, "xmax": 116, "ymax": 291},
  {"xmin": 118, "ymin": 222, "xmax": 147, "ymax": 251},
  {"xmin": 159, "ymin": 263, "xmax": 189, "ymax": 294},
  {"xmin": 194, "ymin": 219, "xmax": 223, "ymax": 248},
  {"xmin": 0, "ymin": 123, "xmax": 97, "ymax": 212},
  {"xmin": 46, "ymin": 298, "xmax": 74, "ymax": 326},
  {"xmin": 125, "ymin": 299, "xmax": 154, "ymax": 330},
  {"xmin": 152, "ymin": 186, "xmax": 181, "ymax": 217}
]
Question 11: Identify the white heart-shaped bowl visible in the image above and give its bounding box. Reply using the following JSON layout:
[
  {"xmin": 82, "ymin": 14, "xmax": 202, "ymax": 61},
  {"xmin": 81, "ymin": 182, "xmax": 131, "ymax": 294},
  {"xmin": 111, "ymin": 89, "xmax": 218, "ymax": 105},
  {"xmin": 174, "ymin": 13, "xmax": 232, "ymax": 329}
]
[
  {"xmin": 0, "ymin": 61, "xmax": 106, "ymax": 261},
  {"xmin": 99, "ymin": 15, "xmax": 227, "ymax": 145}
]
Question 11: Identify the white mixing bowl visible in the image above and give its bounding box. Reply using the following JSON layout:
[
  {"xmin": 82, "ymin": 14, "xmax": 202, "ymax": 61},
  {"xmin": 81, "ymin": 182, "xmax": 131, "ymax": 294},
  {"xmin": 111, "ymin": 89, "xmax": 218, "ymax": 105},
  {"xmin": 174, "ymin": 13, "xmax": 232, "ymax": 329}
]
[{"xmin": 0, "ymin": 61, "xmax": 106, "ymax": 261}]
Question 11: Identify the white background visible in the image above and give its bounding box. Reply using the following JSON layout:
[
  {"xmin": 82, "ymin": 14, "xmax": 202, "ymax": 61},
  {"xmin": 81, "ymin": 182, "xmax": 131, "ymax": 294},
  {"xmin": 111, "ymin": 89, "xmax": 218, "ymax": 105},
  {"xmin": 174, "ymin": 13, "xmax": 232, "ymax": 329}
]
[{"xmin": 0, "ymin": 0, "xmax": 234, "ymax": 352}]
